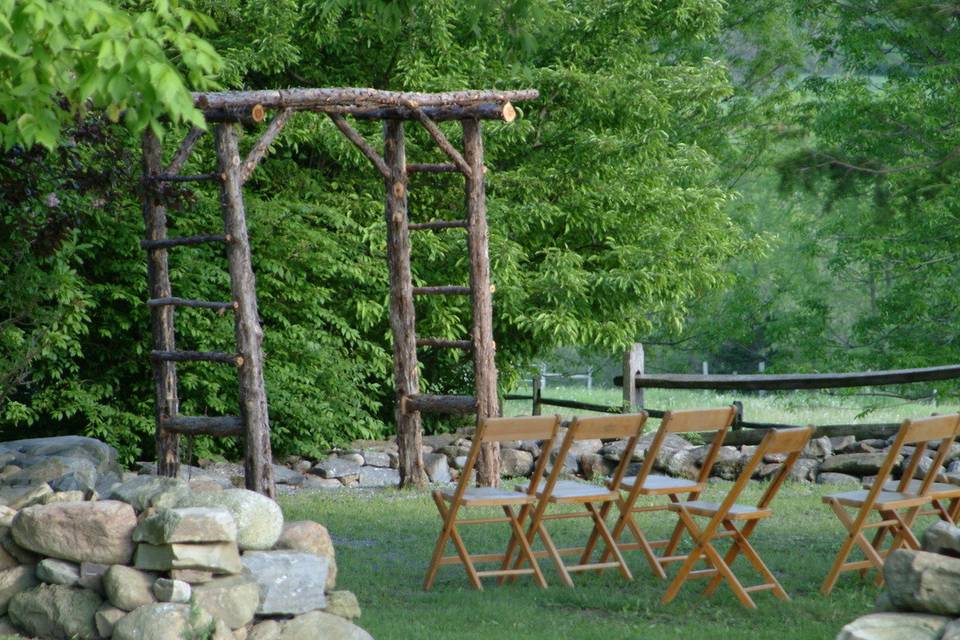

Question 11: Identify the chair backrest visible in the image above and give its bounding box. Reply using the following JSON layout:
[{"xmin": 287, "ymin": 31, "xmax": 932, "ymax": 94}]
[
  {"xmin": 448, "ymin": 415, "xmax": 562, "ymax": 505},
  {"xmin": 709, "ymin": 427, "xmax": 815, "ymax": 522},
  {"xmin": 893, "ymin": 414, "xmax": 960, "ymax": 496},
  {"xmin": 540, "ymin": 413, "xmax": 648, "ymax": 496},
  {"xmin": 628, "ymin": 406, "xmax": 738, "ymax": 492}
]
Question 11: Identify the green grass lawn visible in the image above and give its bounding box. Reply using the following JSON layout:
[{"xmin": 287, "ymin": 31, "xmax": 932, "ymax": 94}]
[{"xmin": 280, "ymin": 480, "xmax": 910, "ymax": 640}]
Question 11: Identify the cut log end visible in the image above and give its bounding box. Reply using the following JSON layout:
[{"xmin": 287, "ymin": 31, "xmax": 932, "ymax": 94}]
[
  {"xmin": 251, "ymin": 104, "xmax": 266, "ymax": 123},
  {"xmin": 502, "ymin": 102, "xmax": 517, "ymax": 123}
]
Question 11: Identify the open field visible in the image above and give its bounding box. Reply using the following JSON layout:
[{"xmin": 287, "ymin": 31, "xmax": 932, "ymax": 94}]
[
  {"xmin": 280, "ymin": 480, "xmax": 918, "ymax": 640},
  {"xmin": 504, "ymin": 385, "xmax": 958, "ymax": 427}
]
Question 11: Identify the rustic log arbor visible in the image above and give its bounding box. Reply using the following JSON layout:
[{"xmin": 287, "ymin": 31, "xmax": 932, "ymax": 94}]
[{"xmin": 140, "ymin": 87, "xmax": 537, "ymax": 494}]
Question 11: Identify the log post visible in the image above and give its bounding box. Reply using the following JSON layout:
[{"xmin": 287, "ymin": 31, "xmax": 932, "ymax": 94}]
[
  {"xmin": 463, "ymin": 119, "xmax": 501, "ymax": 486},
  {"xmin": 384, "ymin": 119, "xmax": 428, "ymax": 489},
  {"xmin": 531, "ymin": 374, "xmax": 542, "ymax": 416},
  {"xmin": 142, "ymin": 131, "xmax": 180, "ymax": 477},
  {"xmin": 623, "ymin": 343, "xmax": 644, "ymax": 412},
  {"xmin": 215, "ymin": 123, "xmax": 276, "ymax": 498}
]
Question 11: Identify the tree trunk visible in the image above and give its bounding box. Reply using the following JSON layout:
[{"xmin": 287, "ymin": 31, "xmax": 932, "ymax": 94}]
[
  {"xmin": 216, "ymin": 123, "xmax": 276, "ymax": 498},
  {"xmin": 463, "ymin": 119, "xmax": 501, "ymax": 486},
  {"xmin": 384, "ymin": 119, "xmax": 428, "ymax": 489},
  {"xmin": 141, "ymin": 131, "xmax": 180, "ymax": 478}
]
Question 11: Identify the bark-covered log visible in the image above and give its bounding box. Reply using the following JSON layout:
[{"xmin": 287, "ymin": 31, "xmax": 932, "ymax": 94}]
[
  {"xmin": 408, "ymin": 220, "xmax": 468, "ymax": 230},
  {"xmin": 407, "ymin": 163, "xmax": 460, "ymax": 174},
  {"xmin": 161, "ymin": 415, "xmax": 244, "ymax": 437},
  {"xmin": 241, "ymin": 108, "xmax": 293, "ymax": 182},
  {"xmin": 203, "ymin": 107, "xmax": 266, "ymax": 125},
  {"xmin": 416, "ymin": 338, "xmax": 472, "ymax": 350},
  {"xmin": 195, "ymin": 88, "xmax": 539, "ymax": 112},
  {"xmin": 147, "ymin": 297, "xmax": 236, "ymax": 311},
  {"xmin": 216, "ymin": 123, "xmax": 276, "ymax": 498},
  {"xmin": 353, "ymin": 102, "xmax": 517, "ymax": 122},
  {"xmin": 149, "ymin": 173, "xmax": 220, "ymax": 183},
  {"xmin": 142, "ymin": 131, "xmax": 180, "ymax": 478},
  {"xmin": 141, "ymin": 234, "xmax": 229, "ymax": 250},
  {"xmin": 412, "ymin": 285, "xmax": 471, "ymax": 296},
  {"xmin": 404, "ymin": 394, "xmax": 477, "ymax": 415},
  {"xmin": 407, "ymin": 106, "xmax": 472, "ymax": 176},
  {"xmin": 383, "ymin": 120, "xmax": 429, "ymax": 489},
  {"xmin": 328, "ymin": 114, "xmax": 390, "ymax": 178},
  {"xmin": 615, "ymin": 364, "xmax": 960, "ymax": 391},
  {"xmin": 463, "ymin": 119, "xmax": 501, "ymax": 486},
  {"xmin": 165, "ymin": 127, "xmax": 205, "ymax": 175},
  {"xmin": 151, "ymin": 350, "xmax": 242, "ymax": 365},
  {"xmin": 711, "ymin": 422, "xmax": 902, "ymax": 447}
]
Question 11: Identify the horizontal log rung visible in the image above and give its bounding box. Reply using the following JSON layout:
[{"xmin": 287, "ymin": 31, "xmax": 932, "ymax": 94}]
[
  {"xmin": 408, "ymin": 220, "xmax": 469, "ymax": 231},
  {"xmin": 161, "ymin": 415, "xmax": 243, "ymax": 437},
  {"xmin": 403, "ymin": 394, "xmax": 476, "ymax": 415},
  {"xmin": 413, "ymin": 286, "xmax": 472, "ymax": 296},
  {"xmin": 408, "ymin": 163, "xmax": 460, "ymax": 173},
  {"xmin": 416, "ymin": 338, "xmax": 472, "ymax": 350},
  {"xmin": 141, "ymin": 234, "xmax": 231, "ymax": 250},
  {"xmin": 151, "ymin": 350, "xmax": 243, "ymax": 366},
  {"xmin": 150, "ymin": 173, "xmax": 220, "ymax": 183},
  {"xmin": 147, "ymin": 297, "xmax": 236, "ymax": 310}
]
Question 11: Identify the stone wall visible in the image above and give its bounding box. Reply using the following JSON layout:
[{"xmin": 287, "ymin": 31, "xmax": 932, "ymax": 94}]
[
  {"xmin": 0, "ymin": 436, "xmax": 369, "ymax": 640},
  {"xmin": 838, "ymin": 522, "xmax": 960, "ymax": 640},
  {"xmin": 291, "ymin": 428, "xmax": 960, "ymax": 489}
]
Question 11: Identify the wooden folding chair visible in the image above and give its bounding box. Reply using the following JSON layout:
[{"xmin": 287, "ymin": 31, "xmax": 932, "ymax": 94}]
[
  {"xmin": 661, "ymin": 426, "xmax": 814, "ymax": 609},
  {"xmin": 821, "ymin": 413, "xmax": 960, "ymax": 594},
  {"xmin": 588, "ymin": 406, "xmax": 737, "ymax": 579},
  {"xmin": 505, "ymin": 413, "xmax": 648, "ymax": 587},
  {"xmin": 423, "ymin": 414, "xmax": 561, "ymax": 591}
]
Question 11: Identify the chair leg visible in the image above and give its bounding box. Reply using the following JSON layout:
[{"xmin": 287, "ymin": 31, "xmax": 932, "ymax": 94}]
[
  {"xmin": 579, "ymin": 499, "xmax": 613, "ymax": 566},
  {"xmin": 531, "ymin": 520, "xmax": 575, "ymax": 587},
  {"xmin": 726, "ymin": 521, "xmax": 789, "ymax": 601},
  {"xmin": 704, "ymin": 520, "xmax": 751, "ymax": 597},
  {"xmin": 504, "ymin": 505, "xmax": 548, "ymax": 588},
  {"xmin": 699, "ymin": 535, "xmax": 756, "ymax": 609},
  {"xmin": 424, "ymin": 492, "xmax": 453, "ymax": 591},
  {"xmin": 585, "ymin": 502, "xmax": 633, "ymax": 580},
  {"xmin": 822, "ymin": 501, "xmax": 886, "ymax": 595},
  {"xmin": 602, "ymin": 498, "xmax": 667, "ymax": 579},
  {"xmin": 661, "ymin": 509, "xmax": 706, "ymax": 605},
  {"xmin": 660, "ymin": 493, "xmax": 689, "ymax": 558},
  {"xmin": 499, "ymin": 503, "xmax": 530, "ymax": 585}
]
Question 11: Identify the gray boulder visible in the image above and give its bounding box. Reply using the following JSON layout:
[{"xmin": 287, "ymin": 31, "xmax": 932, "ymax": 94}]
[
  {"xmin": 8, "ymin": 584, "xmax": 102, "ymax": 640},
  {"xmin": 103, "ymin": 565, "xmax": 156, "ymax": 611},
  {"xmin": 133, "ymin": 507, "xmax": 237, "ymax": 545},
  {"xmin": 820, "ymin": 453, "xmax": 898, "ymax": 477},
  {"xmin": 0, "ymin": 566, "xmax": 39, "ymax": 614},
  {"xmin": 816, "ymin": 472, "xmax": 862, "ymax": 488},
  {"xmin": 0, "ymin": 483, "xmax": 52, "ymax": 510},
  {"xmin": 175, "ymin": 489, "xmax": 283, "ymax": 551},
  {"xmin": 112, "ymin": 603, "xmax": 214, "ymax": 640},
  {"xmin": 836, "ymin": 612, "xmax": 950, "ymax": 640},
  {"xmin": 241, "ymin": 551, "xmax": 328, "ymax": 615},
  {"xmin": 249, "ymin": 611, "xmax": 373, "ymax": 640},
  {"xmin": 312, "ymin": 459, "xmax": 363, "ymax": 479},
  {"xmin": 36, "ymin": 558, "xmax": 80, "ymax": 586},
  {"xmin": 274, "ymin": 521, "xmax": 337, "ymax": 591},
  {"xmin": 324, "ymin": 591, "xmax": 361, "ymax": 621},
  {"xmin": 501, "ymin": 449, "xmax": 535, "ymax": 478},
  {"xmin": 357, "ymin": 467, "xmax": 399, "ymax": 488},
  {"xmin": 109, "ymin": 476, "xmax": 189, "ymax": 512},
  {"xmin": 152, "ymin": 578, "xmax": 191, "ymax": 603},
  {"xmin": 134, "ymin": 542, "xmax": 242, "ymax": 574},
  {"xmin": 423, "ymin": 453, "xmax": 451, "ymax": 483},
  {"xmin": 803, "ymin": 436, "xmax": 833, "ymax": 458},
  {"xmin": 923, "ymin": 521, "xmax": 960, "ymax": 557},
  {"xmin": 12, "ymin": 500, "xmax": 137, "ymax": 564},
  {"xmin": 885, "ymin": 549, "xmax": 960, "ymax": 614},
  {"xmin": 192, "ymin": 575, "xmax": 259, "ymax": 629},
  {"xmin": 788, "ymin": 458, "xmax": 820, "ymax": 482},
  {"xmin": 94, "ymin": 604, "xmax": 125, "ymax": 638}
]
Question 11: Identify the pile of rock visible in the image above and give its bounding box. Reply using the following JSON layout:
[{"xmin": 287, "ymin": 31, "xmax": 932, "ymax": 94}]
[
  {"xmin": 303, "ymin": 428, "xmax": 960, "ymax": 489},
  {"xmin": 0, "ymin": 436, "xmax": 369, "ymax": 640},
  {"xmin": 837, "ymin": 521, "xmax": 960, "ymax": 640}
]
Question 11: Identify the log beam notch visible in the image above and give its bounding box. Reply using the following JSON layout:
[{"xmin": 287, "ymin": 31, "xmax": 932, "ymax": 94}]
[
  {"xmin": 383, "ymin": 119, "xmax": 428, "ymax": 489},
  {"xmin": 216, "ymin": 123, "xmax": 276, "ymax": 498},
  {"xmin": 463, "ymin": 119, "xmax": 501, "ymax": 486},
  {"xmin": 142, "ymin": 131, "xmax": 180, "ymax": 478}
]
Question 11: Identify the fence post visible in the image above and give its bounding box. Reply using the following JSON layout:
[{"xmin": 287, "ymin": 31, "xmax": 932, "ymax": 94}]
[
  {"xmin": 623, "ymin": 343, "xmax": 644, "ymax": 412},
  {"xmin": 702, "ymin": 361, "xmax": 709, "ymax": 375},
  {"xmin": 586, "ymin": 366, "xmax": 593, "ymax": 391},
  {"xmin": 539, "ymin": 363, "xmax": 547, "ymax": 391},
  {"xmin": 531, "ymin": 374, "xmax": 542, "ymax": 416}
]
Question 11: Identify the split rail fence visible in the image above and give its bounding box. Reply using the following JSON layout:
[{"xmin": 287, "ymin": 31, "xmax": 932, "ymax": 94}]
[{"xmin": 505, "ymin": 344, "xmax": 960, "ymax": 446}]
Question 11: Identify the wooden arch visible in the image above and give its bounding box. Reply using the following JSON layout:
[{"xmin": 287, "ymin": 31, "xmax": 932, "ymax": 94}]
[{"xmin": 141, "ymin": 87, "xmax": 539, "ymax": 496}]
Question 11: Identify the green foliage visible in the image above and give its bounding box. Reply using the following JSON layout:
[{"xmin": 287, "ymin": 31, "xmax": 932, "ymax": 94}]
[{"xmin": 0, "ymin": 0, "xmax": 221, "ymax": 149}]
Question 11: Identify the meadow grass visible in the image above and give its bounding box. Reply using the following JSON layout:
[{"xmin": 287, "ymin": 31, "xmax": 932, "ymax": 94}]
[{"xmin": 279, "ymin": 479, "xmax": 915, "ymax": 640}]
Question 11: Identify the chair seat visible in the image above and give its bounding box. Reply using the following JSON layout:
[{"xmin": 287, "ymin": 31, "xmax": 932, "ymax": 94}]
[
  {"xmin": 669, "ymin": 500, "xmax": 772, "ymax": 520},
  {"xmin": 874, "ymin": 479, "xmax": 960, "ymax": 498},
  {"xmin": 621, "ymin": 474, "xmax": 701, "ymax": 495},
  {"xmin": 521, "ymin": 480, "xmax": 617, "ymax": 502},
  {"xmin": 822, "ymin": 489, "xmax": 928, "ymax": 509},
  {"xmin": 440, "ymin": 487, "xmax": 535, "ymax": 506}
]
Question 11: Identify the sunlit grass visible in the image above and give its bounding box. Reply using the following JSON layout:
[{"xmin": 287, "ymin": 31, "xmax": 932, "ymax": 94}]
[{"xmin": 279, "ymin": 480, "xmax": 912, "ymax": 640}]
